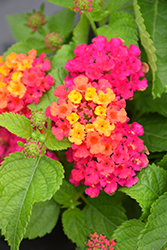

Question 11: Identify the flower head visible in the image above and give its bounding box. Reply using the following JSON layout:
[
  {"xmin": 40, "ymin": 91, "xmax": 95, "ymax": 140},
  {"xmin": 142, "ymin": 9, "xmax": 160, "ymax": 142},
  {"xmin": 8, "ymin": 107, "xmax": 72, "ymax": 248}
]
[{"xmin": 27, "ymin": 13, "xmax": 46, "ymax": 32}]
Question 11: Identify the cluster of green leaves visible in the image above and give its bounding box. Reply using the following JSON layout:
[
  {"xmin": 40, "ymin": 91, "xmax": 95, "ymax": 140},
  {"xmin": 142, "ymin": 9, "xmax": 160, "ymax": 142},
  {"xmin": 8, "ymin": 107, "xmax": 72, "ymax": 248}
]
[{"xmin": 1, "ymin": 0, "xmax": 167, "ymax": 249}]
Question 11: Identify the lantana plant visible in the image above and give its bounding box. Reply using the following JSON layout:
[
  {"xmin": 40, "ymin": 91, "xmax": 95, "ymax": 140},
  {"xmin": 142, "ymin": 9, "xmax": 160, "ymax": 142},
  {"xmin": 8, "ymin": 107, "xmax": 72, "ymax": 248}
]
[{"xmin": 0, "ymin": 0, "xmax": 167, "ymax": 249}]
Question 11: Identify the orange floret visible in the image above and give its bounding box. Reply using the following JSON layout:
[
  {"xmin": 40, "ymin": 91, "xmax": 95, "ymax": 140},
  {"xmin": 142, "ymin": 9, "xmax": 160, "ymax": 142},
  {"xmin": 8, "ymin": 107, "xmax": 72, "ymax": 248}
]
[
  {"xmin": 50, "ymin": 101, "xmax": 73, "ymax": 118},
  {"xmin": 7, "ymin": 80, "xmax": 27, "ymax": 98},
  {"xmin": 73, "ymin": 75, "xmax": 89, "ymax": 92},
  {"xmin": 5, "ymin": 52, "xmax": 18, "ymax": 69},
  {"xmin": 86, "ymin": 131, "xmax": 105, "ymax": 154},
  {"xmin": 0, "ymin": 87, "xmax": 8, "ymax": 109}
]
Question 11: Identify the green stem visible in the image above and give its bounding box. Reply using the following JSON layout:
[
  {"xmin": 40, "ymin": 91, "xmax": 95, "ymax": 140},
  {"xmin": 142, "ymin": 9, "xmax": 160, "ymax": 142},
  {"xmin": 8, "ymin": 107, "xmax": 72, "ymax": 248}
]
[
  {"xmin": 47, "ymin": 117, "xmax": 51, "ymax": 130},
  {"xmin": 85, "ymin": 11, "xmax": 98, "ymax": 36},
  {"xmin": 80, "ymin": 193, "xmax": 88, "ymax": 204},
  {"xmin": 74, "ymin": 186, "xmax": 86, "ymax": 201}
]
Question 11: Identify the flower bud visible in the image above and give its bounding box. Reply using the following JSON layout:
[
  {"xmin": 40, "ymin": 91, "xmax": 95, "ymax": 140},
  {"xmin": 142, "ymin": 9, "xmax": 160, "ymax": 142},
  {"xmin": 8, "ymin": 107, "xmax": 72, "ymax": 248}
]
[
  {"xmin": 27, "ymin": 13, "xmax": 46, "ymax": 32},
  {"xmin": 29, "ymin": 111, "xmax": 47, "ymax": 128},
  {"xmin": 73, "ymin": 0, "xmax": 93, "ymax": 12},
  {"xmin": 44, "ymin": 33, "xmax": 63, "ymax": 51}
]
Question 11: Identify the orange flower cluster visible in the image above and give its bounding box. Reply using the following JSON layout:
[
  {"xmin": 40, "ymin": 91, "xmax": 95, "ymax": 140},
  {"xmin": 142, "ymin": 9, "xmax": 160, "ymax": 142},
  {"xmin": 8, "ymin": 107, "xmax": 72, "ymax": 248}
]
[
  {"xmin": 0, "ymin": 49, "xmax": 54, "ymax": 116},
  {"xmin": 47, "ymin": 75, "xmax": 127, "ymax": 154}
]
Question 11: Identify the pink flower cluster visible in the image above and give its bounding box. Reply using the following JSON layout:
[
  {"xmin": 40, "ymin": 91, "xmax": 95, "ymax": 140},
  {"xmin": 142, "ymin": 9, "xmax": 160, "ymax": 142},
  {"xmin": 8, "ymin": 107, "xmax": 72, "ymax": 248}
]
[
  {"xmin": 47, "ymin": 35, "xmax": 149, "ymax": 198},
  {"xmin": 65, "ymin": 36, "xmax": 148, "ymax": 99},
  {"xmin": 0, "ymin": 49, "xmax": 54, "ymax": 116},
  {"xmin": 0, "ymin": 127, "xmax": 24, "ymax": 165},
  {"xmin": 86, "ymin": 232, "xmax": 116, "ymax": 250}
]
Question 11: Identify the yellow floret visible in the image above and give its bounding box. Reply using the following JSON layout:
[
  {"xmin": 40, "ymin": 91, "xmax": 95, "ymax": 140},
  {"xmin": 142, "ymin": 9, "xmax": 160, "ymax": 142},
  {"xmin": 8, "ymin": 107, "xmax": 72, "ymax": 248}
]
[
  {"xmin": 68, "ymin": 90, "xmax": 82, "ymax": 104},
  {"xmin": 85, "ymin": 87, "xmax": 96, "ymax": 101},
  {"xmin": 93, "ymin": 116, "xmax": 115, "ymax": 137},
  {"xmin": 66, "ymin": 112, "xmax": 79, "ymax": 124},
  {"xmin": 69, "ymin": 122, "xmax": 85, "ymax": 145}
]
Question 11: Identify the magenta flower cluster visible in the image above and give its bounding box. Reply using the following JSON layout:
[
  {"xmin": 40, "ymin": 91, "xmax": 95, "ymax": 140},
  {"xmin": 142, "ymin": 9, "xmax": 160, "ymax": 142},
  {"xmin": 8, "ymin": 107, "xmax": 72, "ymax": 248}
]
[{"xmin": 63, "ymin": 35, "xmax": 149, "ymax": 198}]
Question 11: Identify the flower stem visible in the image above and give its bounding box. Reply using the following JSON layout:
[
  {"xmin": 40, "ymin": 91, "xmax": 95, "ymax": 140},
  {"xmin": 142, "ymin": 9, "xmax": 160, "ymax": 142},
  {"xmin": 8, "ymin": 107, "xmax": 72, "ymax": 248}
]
[
  {"xmin": 85, "ymin": 11, "xmax": 98, "ymax": 36},
  {"xmin": 74, "ymin": 186, "xmax": 86, "ymax": 201}
]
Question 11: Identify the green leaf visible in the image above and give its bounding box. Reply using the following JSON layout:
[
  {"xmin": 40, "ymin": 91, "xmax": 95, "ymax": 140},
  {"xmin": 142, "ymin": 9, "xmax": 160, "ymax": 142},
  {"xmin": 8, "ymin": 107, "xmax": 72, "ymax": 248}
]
[
  {"xmin": 135, "ymin": 85, "xmax": 167, "ymax": 117},
  {"xmin": 46, "ymin": 0, "xmax": 74, "ymax": 8},
  {"xmin": 48, "ymin": 8, "xmax": 75, "ymax": 38},
  {"xmin": 136, "ymin": 0, "xmax": 167, "ymax": 97},
  {"xmin": 137, "ymin": 192, "xmax": 167, "ymax": 250},
  {"xmin": 72, "ymin": 14, "xmax": 90, "ymax": 45},
  {"xmin": 24, "ymin": 199, "xmax": 60, "ymax": 239},
  {"xmin": 120, "ymin": 164, "xmax": 167, "ymax": 219},
  {"xmin": 28, "ymin": 85, "xmax": 57, "ymax": 112},
  {"xmin": 83, "ymin": 192, "xmax": 127, "ymax": 239},
  {"xmin": 3, "ymin": 38, "xmax": 47, "ymax": 59},
  {"xmin": 0, "ymin": 112, "xmax": 33, "ymax": 138},
  {"xmin": 158, "ymin": 154, "xmax": 167, "ymax": 171},
  {"xmin": 0, "ymin": 152, "xmax": 64, "ymax": 250},
  {"xmin": 113, "ymin": 219, "xmax": 145, "ymax": 250},
  {"xmin": 62, "ymin": 207, "xmax": 89, "ymax": 247},
  {"xmin": 133, "ymin": 0, "xmax": 157, "ymax": 93},
  {"xmin": 51, "ymin": 43, "xmax": 76, "ymax": 69},
  {"xmin": 54, "ymin": 179, "xmax": 77, "ymax": 205},
  {"xmin": 6, "ymin": 14, "xmax": 43, "ymax": 42},
  {"xmin": 138, "ymin": 114, "xmax": 167, "ymax": 152},
  {"xmin": 107, "ymin": 0, "xmax": 130, "ymax": 14},
  {"xmin": 97, "ymin": 12, "xmax": 138, "ymax": 47},
  {"xmin": 45, "ymin": 130, "xmax": 71, "ymax": 151},
  {"xmin": 49, "ymin": 67, "xmax": 68, "ymax": 85}
]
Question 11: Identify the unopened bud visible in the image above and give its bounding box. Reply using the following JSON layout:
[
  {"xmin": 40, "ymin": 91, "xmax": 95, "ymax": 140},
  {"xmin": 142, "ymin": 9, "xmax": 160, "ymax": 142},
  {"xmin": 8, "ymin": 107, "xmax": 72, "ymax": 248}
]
[
  {"xmin": 44, "ymin": 33, "xmax": 63, "ymax": 51},
  {"xmin": 27, "ymin": 13, "xmax": 46, "ymax": 32}
]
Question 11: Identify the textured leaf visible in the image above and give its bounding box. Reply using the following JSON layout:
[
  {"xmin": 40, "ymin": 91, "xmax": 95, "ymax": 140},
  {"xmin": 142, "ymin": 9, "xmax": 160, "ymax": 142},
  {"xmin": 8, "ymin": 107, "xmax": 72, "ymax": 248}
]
[
  {"xmin": 138, "ymin": 114, "xmax": 167, "ymax": 152},
  {"xmin": 113, "ymin": 219, "xmax": 145, "ymax": 250},
  {"xmin": 97, "ymin": 12, "xmax": 138, "ymax": 47},
  {"xmin": 0, "ymin": 112, "xmax": 33, "ymax": 138},
  {"xmin": 45, "ymin": 130, "xmax": 71, "ymax": 151},
  {"xmin": 48, "ymin": 8, "xmax": 75, "ymax": 38},
  {"xmin": 158, "ymin": 154, "xmax": 167, "ymax": 171},
  {"xmin": 137, "ymin": 0, "xmax": 167, "ymax": 97},
  {"xmin": 3, "ymin": 38, "xmax": 47, "ymax": 59},
  {"xmin": 72, "ymin": 14, "xmax": 89, "ymax": 45},
  {"xmin": 51, "ymin": 43, "xmax": 76, "ymax": 69},
  {"xmin": 107, "ymin": 0, "xmax": 130, "ymax": 14},
  {"xmin": 137, "ymin": 192, "xmax": 167, "ymax": 250},
  {"xmin": 0, "ymin": 152, "xmax": 64, "ymax": 250},
  {"xmin": 6, "ymin": 14, "xmax": 44, "ymax": 42},
  {"xmin": 133, "ymin": 0, "xmax": 157, "ymax": 90},
  {"xmin": 83, "ymin": 192, "xmax": 127, "ymax": 239},
  {"xmin": 54, "ymin": 179, "xmax": 77, "ymax": 205},
  {"xmin": 28, "ymin": 85, "xmax": 57, "ymax": 112},
  {"xmin": 135, "ymin": 85, "xmax": 167, "ymax": 117},
  {"xmin": 62, "ymin": 207, "xmax": 89, "ymax": 247},
  {"xmin": 120, "ymin": 164, "xmax": 167, "ymax": 219},
  {"xmin": 49, "ymin": 67, "xmax": 68, "ymax": 85},
  {"xmin": 46, "ymin": 0, "xmax": 73, "ymax": 8},
  {"xmin": 24, "ymin": 199, "xmax": 60, "ymax": 239}
]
